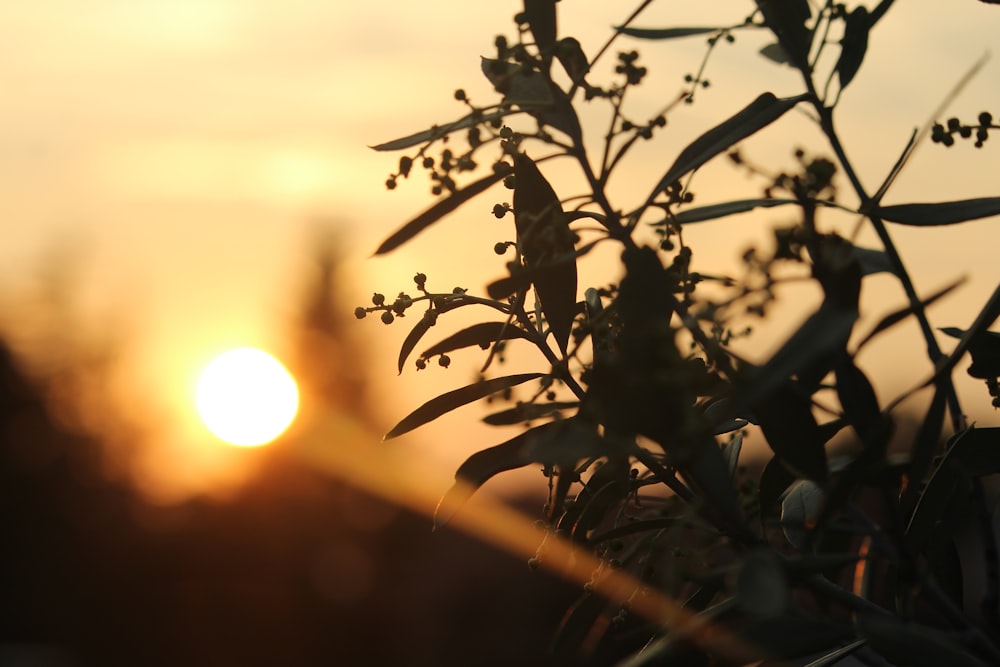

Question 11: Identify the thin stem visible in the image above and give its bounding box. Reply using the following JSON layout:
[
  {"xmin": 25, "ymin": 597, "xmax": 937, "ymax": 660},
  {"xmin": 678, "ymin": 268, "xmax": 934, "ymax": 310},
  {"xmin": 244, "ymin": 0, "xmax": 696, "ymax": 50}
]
[{"xmin": 806, "ymin": 90, "xmax": 965, "ymax": 433}]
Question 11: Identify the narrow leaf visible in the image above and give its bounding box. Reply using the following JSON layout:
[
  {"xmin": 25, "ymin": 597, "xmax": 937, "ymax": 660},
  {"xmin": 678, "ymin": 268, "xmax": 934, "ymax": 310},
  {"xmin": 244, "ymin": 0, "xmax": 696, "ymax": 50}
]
[
  {"xmin": 372, "ymin": 110, "xmax": 510, "ymax": 152},
  {"xmin": 661, "ymin": 197, "xmax": 842, "ymax": 225},
  {"xmin": 900, "ymin": 386, "xmax": 947, "ymax": 517},
  {"xmin": 835, "ymin": 7, "xmax": 870, "ymax": 90},
  {"xmin": 521, "ymin": 417, "xmax": 605, "ymax": 464},
  {"xmin": 800, "ymin": 640, "xmax": 867, "ymax": 667},
  {"xmin": 758, "ymin": 455, "xmax": 796, "ymax": 521},
  {"xmin": 722, "ymin": 432, "xmax": 743, "ymax": 480},
  {"xmin": 397, "ymin": 313, "xmax": 435, "ymax": 374},
  {"xmin": 482, "ymin": 400, "xmax": 579, "ymax": 425},
  {"xmin": 680, "ymin": 436, "xmax": 748, "ymax": 537},
  {"xmin": 514, "ymin": 154, "xmax": 578, "ymax": 353},
  {"xmin": 756, "ymin": 0, "xmax": 812, "ymax": 70},
  {"xmin": 555, "ymin": 37, "xmax": 590, "ymax": 87},
  {"xmin": 650, "ymin": 93, "xmax": 805, "ymax": 202},
  {"xmin": 486, "ymin": 238, "xmax": 599, "ymax": 300},
  {"xmin": 755, "ymin": 384, "xmax": 829, "ymax": 483},
  {"xmin": 588, "ymin": 517, "xmax": 678, "ymax": 544},
  {"xmin": 615, "ymin": 26, "xmax": 721, "ymax": 40},
  {"xmin": 374, "ymin": 170, "xmax": 507, "ymax": 255},
  {"xmin": 549, "ymin": 594, "xmax": 608, "ymax": 657},
  {"xmin": 854, "ymin": 277, "xmax": 965, "ymax": 352},
  {"xmin": 947, "ymin": 427, "xmax": 1000, "ymax": 477},
  {"xmin": 420, "ymin": 322, "xmax": 532, "ymax": 359},
  {"xmin": 433, "ymin": 423, "xmax": 555, "ymax": 528},
  {"xmin": 758, "ymin": 42, "xmax": 790, "ymax": 65},
  {"xmin": 741, "ymin": 302, "xmax": 858, "ymax": 404},
  {"xmin": 876, "ymin": 197, "xmax": 1000, "ymax": 226},
  {"xmin": 834, "ymin": 353, "xmax": 881, "ymax": 438},
  {"xmin": 384, "ymin": 373, "xmax": 544, "ymax": 440},
  {"xmin": 781, "ymin": 479, "xmax": 825, "ymax": 550},
  {"xmin": 737, "ymin": 549, "xmax": 790, "ymax": 617},
  {"xmin": 856, "ymin": 612, "xmax": 987, "ymax": 667},
  {"xmin": 940, "ymin": 326, "xmax": 1000, "ymax": 379},
  {"xmin": 523, "ymin": 0, "xmax": 557, "ymax": 55}
]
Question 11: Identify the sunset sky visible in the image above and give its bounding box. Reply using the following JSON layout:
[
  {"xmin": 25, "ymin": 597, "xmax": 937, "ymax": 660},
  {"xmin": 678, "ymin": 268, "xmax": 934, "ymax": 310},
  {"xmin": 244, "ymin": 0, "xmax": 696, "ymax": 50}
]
[{"xmin": 1, "ymin": 1, "xmax": 999, "ymax": 501}]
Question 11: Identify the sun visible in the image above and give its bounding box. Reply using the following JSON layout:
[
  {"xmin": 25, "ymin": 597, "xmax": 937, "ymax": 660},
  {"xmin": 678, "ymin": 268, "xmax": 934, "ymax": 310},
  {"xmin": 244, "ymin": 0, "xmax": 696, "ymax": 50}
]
[{"xmin": 196, "ymin": 347, "xmax": 299, "ymax": 447}]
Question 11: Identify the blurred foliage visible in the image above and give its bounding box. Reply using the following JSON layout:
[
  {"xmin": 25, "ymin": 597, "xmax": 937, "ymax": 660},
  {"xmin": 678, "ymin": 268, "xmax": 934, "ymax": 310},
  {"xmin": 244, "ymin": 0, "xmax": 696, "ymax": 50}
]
[{"xmin": 361, "ymin": 1, "xmax": 1000, "ymax": 664}]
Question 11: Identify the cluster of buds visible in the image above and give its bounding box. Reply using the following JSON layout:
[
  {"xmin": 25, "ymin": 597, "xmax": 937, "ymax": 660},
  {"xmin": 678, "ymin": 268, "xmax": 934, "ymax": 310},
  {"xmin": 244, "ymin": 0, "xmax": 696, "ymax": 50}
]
[
  {"xmin": 931, "ymin": 112, "xmax": 995, "ymax": 149},
  {"xmin": 354, "ymin": 272, "xmax": 432, "ymax": 325},
  {"xmin": 615, "ymin": 50, "xmax": 648, "ymax": 86}
]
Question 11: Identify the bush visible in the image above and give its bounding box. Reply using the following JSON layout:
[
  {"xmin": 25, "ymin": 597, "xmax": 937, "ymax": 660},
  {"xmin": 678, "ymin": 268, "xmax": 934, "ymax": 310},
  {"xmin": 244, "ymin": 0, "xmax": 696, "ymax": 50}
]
[{"xmin": 358, "ymin": 1, "xmax": 1000, "ymax": 664}]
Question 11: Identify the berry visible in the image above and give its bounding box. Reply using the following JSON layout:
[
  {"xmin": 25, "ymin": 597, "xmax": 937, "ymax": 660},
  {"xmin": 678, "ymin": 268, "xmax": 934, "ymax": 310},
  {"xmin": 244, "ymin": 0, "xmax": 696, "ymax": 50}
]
[
  {"xmin": 354, "ymin": 307, "xmax": 367, "ymax": 319},
  {"xmin": 381, "ymin": 311, "xmax": 394, "ymax": 325}
]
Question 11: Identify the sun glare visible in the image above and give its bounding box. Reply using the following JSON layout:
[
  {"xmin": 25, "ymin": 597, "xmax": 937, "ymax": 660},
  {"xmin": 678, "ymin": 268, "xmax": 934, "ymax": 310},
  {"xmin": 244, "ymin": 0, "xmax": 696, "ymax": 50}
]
[{"xmin": 196, "ymin": 347, "xmax": 299, "ymax": 447}]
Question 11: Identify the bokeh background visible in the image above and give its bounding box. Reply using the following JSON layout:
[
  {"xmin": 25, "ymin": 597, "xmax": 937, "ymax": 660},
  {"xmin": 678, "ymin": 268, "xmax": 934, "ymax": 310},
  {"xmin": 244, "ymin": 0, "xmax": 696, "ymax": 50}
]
[{"xmin": 1, "ymin": 1, "xmax": 999, "ymax": 664}]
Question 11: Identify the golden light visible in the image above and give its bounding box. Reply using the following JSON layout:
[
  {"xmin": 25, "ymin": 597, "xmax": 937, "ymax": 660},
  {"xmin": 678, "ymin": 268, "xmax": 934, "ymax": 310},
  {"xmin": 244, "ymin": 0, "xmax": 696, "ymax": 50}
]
[{"xmin": 196, "ymin": 347, "xmax": 299, "ymax": 447}]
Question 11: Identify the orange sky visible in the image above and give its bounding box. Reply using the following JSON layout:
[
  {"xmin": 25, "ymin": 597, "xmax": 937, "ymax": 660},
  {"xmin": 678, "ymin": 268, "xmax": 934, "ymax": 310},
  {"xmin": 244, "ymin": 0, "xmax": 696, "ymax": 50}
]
[{"xmin": 1, "ymin": 1, "xmax": 999, "ymax": 501}]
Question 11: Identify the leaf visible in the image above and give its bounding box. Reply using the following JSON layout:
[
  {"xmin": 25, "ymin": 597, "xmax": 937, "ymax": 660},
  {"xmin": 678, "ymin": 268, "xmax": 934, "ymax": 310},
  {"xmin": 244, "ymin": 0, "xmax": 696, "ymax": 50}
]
[
  {"xmin": 742, "ymin": 302, "xmax": 858, "ymax": 404},
  {"xmin": 481, "ymin": 58, "xmax": 581, "ymax": 139},
  {"xmin": 521, "ymin": 416, "xmax": 605, "ymax": 464},
  {"xmin": 482, "ymin": 400, "xmax": 579, "ymax": 425},
  {"xmin": 649, "ymin": 93, "xmax": 806, "ymax": 202},
  {"xmin": 420, "ymin": 322, "xmax": 532, "ymax": 359},
  {"xmin": 663, "ymin": 197, "xmax": 793, "ymax": 224},
  {"xmin": 946, "ymin": 426, "xmax": 1000, "ymax": 477},
  {"xmin": 905, "ymin": 429, "xmax": 975, "ymax": 550},
  {"xmin": 854, "ymin": 277, "xmax": 965, "ymax": 352},
  {"xmin": 931, "ymin": 283, "xmax": 1000, "ymax": 382},
  {"xmin": 758, "ymin": 42, "xmax": 790, "ymax": 65},
  {"xmin": 856, "ymin": 612, "xmax": 988, "ymax": 667},
  {"xmin": 371, "ymin": 110, "xmax": 511, "ymax": 152},
  {"xmin": 660, "ymin": 197, "xmax": 844, "ymax": 225},
  {"xmin": 732, "ymin": 616, "xmax": 851, "ymax": 661},
  {"xmin": 940, "ymin": 326, "xmax": 1000, "ymax": 379},
  {"xmin": 374, "ymin": 170, "xmax": 507, "ymax": 255},
  {"xmin": 397, "ymin": 313, "xmax": 435, "ymax": 374},
  {"xmin": 384, "ymin": 373, "xmax": 544, "ymax": 440},
  {"xmin": 834, "ymin": 353, "xmax": 881, "ymax": 438},
  {"xmin": 588, "ymin": 517, "xmax": 677, "ymax": 544},
  {"xmin": 549, "ymin": 593, "xmax": 608, "ymax": 656},
  {"xmin": 481, "ymin": 57, "xmax": 554, "ymax": 105},
  {"xmin": 899, "ymin": 386, "xmax": 947, "ymax": 517},
  {"xmin": 754, "ymin": 384, "xmax": 829, "ymax": 483},
  {"xmin": 876, "ymin": 197, "xmax": 1000, "ymax": 226},
  {"xmin": 433, "ymin": 422, "xmax": 555, "ymax": 528},
  {"xmin": 555, "ymin": 37, "xmax": 590, "ymax": 87},
  {"xmin": 680, "ymin": 436, "xmax": 747, "ymax": 537},
  {"xmin": 836, "ymin": 7, "xmax": 870, "ymax": 91},
  {"xmin": 756, "ymin": 0, "xmax": 812, "ymax": 70},
  {"xmin": 737, "ymin": 549, "xmax": 790, "ymax": 617},
  {"xmin": 487, "ymin": 238, "xmax": 599, "ymax": 300},
  {"xmin": 799, "ymin": 640, "xmax": 867, "ymax": 667},
  {"xmin": 563, "ymin": 455, "xmax": 631, "ymax": 539},
  {"xmin": 721, "ymin": 432, "xmax": 743, "ymax": 480},
  {"xmin": 781, "ymin": 479, "xmax": 825, "ymax": 550},
  {"xmin": 853, "ymin": 245, "xmax": 894, "ymax": 277},
  {"xmin": 758, "ymin": 455, "xmax": 796, "ymax": 522},
  {"xmin": 614, "ymin": 25, "xmax": 721, "ymax": 40},
  {"xmin": 513, "ymin": 154, "xmax": 578, "ymax": 354},
  {"xmin": 523, "ymin": 0, "xmax": 557, "ymax": 56}
]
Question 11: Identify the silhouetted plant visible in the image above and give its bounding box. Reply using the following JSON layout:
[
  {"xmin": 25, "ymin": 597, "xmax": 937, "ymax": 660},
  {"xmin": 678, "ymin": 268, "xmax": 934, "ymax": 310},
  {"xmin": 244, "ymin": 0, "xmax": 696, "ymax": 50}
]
[{"xmin": 358, "ymin": 1, "xmax": 1000, "ymax": 664}]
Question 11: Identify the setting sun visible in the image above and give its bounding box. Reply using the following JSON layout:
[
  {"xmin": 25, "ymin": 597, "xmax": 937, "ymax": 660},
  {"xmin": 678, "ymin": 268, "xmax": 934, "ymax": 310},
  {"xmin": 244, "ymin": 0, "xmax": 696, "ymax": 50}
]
[{"xmin": 196, "ymin": 347, "xmax": 299, "ymax": 447}]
